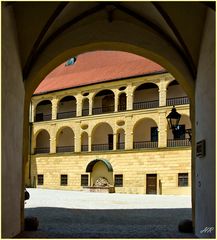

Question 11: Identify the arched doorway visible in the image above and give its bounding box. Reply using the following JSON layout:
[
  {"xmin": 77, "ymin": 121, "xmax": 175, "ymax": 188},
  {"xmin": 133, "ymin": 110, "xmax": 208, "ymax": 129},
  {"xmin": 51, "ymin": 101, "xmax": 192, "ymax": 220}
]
[
  {"xmin": 86, "ymin": 159, "xmax": 114, "ymax": 187},
  {"xmin": 2, "ymin": 3, "xmax": 215, "ymax": 238}
]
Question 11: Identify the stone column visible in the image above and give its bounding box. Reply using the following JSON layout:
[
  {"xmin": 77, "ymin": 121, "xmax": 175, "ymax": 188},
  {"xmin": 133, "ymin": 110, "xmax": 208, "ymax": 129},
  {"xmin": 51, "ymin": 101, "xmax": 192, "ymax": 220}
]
[
  {"xmin": 30, "ymin": 102, "xmax": 36, "ymax": 122},
  {"xmin": 159, "ymin": 80, "xmax": 167, "ymax": 106},
  {"xmin": 88, "ymin": 135, "xmax": 92, "ymax": 152},
  {"xmin": 50, "ymin": 124, "xmax": 57, "ymax": 153},
  {"xmin": 125, "ymin": 115, "xmax": 133, "ymax": 149},
  {"xmin": 31, "ymin": 130, "xmax": 36, "ymax": 154},
  {"xmin": 51, "ymin": 98, "xmax": 58, "ymax": 120},
  {"xmin": 76, "ymin": 94, "xmax": 82, "ymax": 117},
  {"xmin": 158, "ymin": 110, "xmax": 167, "ymax": 148},
  {"xmin": 114, "ymin": 90, "xmax": 119, "ymax": 112},
  {"xmin": 113, "ymin": 133, "xmax": 117, "ymax": 150},
  {"xmin": 89, "ymin": 93, "xmax": 94, "ymax": 115},
  {"xmin": 126, "ymin": 85, "xmax": 134, "ymax": 110}
]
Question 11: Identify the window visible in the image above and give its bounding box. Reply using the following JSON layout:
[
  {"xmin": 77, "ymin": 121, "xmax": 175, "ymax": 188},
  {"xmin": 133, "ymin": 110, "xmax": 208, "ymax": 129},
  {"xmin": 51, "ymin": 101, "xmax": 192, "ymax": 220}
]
[
  {"xmin": 151, "ymin": 127, "xmax": 158, "ymax": 142},
  {"xmin": 37, "ymin": 174, "xmax": 44, "ymax": 185},
  {"xmin": 174, "ymin": 125, "xmax": 185, "ymax": 140},
  {"xmin": 114, "ymin": 174, "xmax": 123, "ymax": 187},
  {"xmin": 65, "ymin": 57, "xmax": 76, "ymax": 66},
  {"xmin": 60, "ymin": 175, "xmax": 68, "ymax": 186},
  {"xmin": 178, "ymin": 173, "xmax": 188, "ymax": 186},
  {"xmin": 81, "ymin": 174, "xmax": 88, "ymax": 186}
]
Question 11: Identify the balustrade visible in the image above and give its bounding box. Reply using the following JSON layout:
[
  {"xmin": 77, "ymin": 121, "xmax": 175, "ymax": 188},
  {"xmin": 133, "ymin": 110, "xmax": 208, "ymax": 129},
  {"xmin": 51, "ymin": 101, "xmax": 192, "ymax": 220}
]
[
  {"xmin": 133, "ymin": 100, "xmax": 159, "ymax": 110},
  {"xmin": 166, "ymin": 96, "xmax": 189, "ymax": 106},
  {"xmin": 133, "ymin": 141, "xmax": 158, "ymax": 149},
  {"xmin": 167, "ymin": 138, "xmax": 190, "ymax": 147}
]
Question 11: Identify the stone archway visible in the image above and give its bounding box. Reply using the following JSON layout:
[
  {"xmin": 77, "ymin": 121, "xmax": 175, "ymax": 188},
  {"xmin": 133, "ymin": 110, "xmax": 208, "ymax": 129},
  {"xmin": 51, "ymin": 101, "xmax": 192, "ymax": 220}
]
[
  {"xmin": 85, "ymin": 159, "xmax": 114, "ymax": 193},
  {"xmin": 2, "ymin": 4, "xmax": 215, "ymax": 238}
]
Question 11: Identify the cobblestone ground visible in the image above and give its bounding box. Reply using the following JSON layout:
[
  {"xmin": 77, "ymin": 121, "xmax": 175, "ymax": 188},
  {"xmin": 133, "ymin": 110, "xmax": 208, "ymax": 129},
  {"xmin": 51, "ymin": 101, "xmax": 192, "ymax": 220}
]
[{"xmin": 18, "ymin": 188, "xmax": 195, "ymax": 238}]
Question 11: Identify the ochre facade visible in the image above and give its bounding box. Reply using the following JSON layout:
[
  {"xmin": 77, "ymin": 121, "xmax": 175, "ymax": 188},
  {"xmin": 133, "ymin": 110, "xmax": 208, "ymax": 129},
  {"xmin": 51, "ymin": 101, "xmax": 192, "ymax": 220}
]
[{"xmin": 26, "ymin": 72, "xmax": 191, "ymax": 195}]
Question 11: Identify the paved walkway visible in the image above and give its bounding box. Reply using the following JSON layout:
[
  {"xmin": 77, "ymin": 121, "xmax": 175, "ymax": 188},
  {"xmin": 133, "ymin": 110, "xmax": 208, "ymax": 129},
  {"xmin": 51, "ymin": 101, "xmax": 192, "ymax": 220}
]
[{"xmin": 18, "ymin": 188, "xmax": 195, "ymax": 238}]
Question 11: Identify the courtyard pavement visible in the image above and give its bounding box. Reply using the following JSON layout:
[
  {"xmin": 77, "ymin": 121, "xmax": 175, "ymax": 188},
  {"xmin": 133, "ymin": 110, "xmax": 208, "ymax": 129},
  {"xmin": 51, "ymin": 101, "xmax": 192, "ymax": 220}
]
[{"xmin": 18, "ymin": 188, "xmax": 196, "ymax": 238}]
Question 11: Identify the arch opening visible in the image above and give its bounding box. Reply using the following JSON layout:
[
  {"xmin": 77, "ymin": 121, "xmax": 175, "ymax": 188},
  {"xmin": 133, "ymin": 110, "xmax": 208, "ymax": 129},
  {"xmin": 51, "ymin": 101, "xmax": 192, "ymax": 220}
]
[
  {"xmin": 93, "ymin": 90, "xmax": 115, "ymax": 115},
  {"xmin": 91, "ymin": 122, "xmax": 113, "ymax": 151},
  {"xmin": 56, "ymin": 127, "xmax": 75, "ymax": 153},
  {"xmin": 81, "ymin": 132, "xmax": 88, "ymax": 152},
  {"xmin": 57, "ymin": 96, "xmax": 76, "ymax": 119},
  {"xmin": 35, "ymin": 129, "xmax": 50, "ymax": 154},
  {"xmin": 133, "ymin": 118, "xmax": 158, "ymax": 149},
  {"xmin": 82, "ymin": 98, "xmax": 89, "ymax": 116},
  {"xmin": 35, "ymin": 100, "xmax": 52, "ymax": 122},
  {"xmin": 167, "ymin": 113, "xmax": 192, "ymax": 148},
  {"xmin": 166, "ymin": 80, "xmax": 190, "ymax": 106},
  {"xmin": 133, "ymin": 83, "xmax": 159, "ymax": 110}
]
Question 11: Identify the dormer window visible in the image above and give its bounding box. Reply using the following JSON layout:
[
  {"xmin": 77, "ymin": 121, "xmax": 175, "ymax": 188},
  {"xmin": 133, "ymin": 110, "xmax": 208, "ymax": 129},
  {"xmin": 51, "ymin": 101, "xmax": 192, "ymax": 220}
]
[{"xmin": 65, "ymin": 57, "xmax": 76, "ymax": 66}]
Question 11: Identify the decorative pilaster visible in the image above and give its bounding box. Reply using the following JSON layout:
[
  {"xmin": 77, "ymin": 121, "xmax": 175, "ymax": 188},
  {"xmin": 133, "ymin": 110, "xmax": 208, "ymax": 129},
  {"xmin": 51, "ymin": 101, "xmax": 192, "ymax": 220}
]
[
  {"xmin": 158, "ymin": 110, "xmax": 167, "ymax": 148},
  {"xmin": 51, "ymin": 98, "xmax": 58, "ymax": 120}
]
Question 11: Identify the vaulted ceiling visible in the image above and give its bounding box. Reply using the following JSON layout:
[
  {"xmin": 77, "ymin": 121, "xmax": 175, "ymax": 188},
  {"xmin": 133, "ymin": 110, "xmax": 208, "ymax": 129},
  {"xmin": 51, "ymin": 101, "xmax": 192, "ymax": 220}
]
[{"xmin": 6, "ymin": 2, "xmax": 215, "ymax": 79}]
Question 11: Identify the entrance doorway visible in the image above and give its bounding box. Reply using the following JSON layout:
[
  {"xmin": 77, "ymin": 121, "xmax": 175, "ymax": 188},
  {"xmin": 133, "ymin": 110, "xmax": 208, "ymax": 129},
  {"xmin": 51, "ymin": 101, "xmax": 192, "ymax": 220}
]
[{"xmin": 146, "ymin": 174, "xmax": 157, "ymax": 194}]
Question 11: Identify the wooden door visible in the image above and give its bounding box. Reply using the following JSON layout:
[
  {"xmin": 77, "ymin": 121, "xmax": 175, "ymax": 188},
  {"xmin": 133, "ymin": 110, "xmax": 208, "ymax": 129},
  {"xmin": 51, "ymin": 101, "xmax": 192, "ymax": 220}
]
[{"xmin": 146, "ymin": 174, "xmax": 157, "ymax": 194}]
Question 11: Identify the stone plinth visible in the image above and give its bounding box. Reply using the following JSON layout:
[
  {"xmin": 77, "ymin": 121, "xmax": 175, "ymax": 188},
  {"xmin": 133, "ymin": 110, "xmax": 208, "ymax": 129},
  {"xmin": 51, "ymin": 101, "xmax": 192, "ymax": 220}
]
[{"xmin": 83, "ymin": 186, "xmax": 115, "ymax": 193}]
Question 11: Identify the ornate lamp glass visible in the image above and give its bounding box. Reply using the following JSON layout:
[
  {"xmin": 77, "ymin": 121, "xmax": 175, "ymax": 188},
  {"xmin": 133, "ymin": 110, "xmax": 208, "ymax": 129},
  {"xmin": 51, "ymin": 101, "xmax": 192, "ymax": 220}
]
[{"xmin": 166, "ymin": 106, "xmax": 181, "ymax": 130}]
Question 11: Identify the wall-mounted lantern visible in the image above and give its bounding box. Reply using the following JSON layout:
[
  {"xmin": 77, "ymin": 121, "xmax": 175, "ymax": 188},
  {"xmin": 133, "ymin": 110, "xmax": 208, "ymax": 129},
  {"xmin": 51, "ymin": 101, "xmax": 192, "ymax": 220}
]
[{"xmin": 167, "ymin": 106, "xmax": 192, "ymax": 142}]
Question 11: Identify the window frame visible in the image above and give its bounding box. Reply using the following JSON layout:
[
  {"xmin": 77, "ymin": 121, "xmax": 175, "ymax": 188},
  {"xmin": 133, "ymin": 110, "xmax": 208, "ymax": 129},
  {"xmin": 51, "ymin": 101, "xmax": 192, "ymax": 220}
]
[
  {"xmin": 114, "ymin": 174, "xmax": 123, "ymax": 187},
  {"xmin": 37, "ymin": 174, "xmax": 44, "ymax": 185},
  {"xmin": 178, "ymin": 173, "xmax": 188, "ymax": 187},
  {"xmin": 81, "ymin": 174, "xmax": 89, "ymax": 186},
  {"xmin": 60, "ymin": 174, "xmax": 68, "ymax": 186}
]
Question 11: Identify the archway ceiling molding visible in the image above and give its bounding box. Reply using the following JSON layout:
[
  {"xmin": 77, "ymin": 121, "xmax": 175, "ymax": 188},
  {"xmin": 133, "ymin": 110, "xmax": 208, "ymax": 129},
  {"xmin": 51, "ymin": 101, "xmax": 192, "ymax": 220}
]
[
  {"xmin": 86, "ymin": 159, "xmax": 113, "ymax": 173},
  {"xmin": 11, "ymin": 1, "xmax": 208, "ymax": 80}
]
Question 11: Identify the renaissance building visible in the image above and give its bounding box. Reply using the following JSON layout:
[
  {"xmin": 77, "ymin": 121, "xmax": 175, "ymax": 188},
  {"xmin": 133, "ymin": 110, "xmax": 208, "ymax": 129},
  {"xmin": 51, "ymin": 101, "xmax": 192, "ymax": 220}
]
[{"xmin": 26, "ymin": 51, "xmax": 191, "ymax": 195}]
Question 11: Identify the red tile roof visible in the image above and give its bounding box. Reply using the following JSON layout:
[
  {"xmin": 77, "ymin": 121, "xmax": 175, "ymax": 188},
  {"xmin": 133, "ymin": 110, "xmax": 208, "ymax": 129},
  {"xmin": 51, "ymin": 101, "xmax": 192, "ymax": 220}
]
[{"xmin": 34, "ymin": 51, "xmax": 165, "ymax": 95}]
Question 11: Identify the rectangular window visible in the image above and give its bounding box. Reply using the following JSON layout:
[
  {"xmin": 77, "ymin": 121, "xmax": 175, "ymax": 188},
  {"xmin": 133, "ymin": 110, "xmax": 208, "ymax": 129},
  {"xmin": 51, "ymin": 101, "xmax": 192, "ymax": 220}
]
[
  {"xmin": 151, "ymin": 127, "xmax": 158, "ymax": 142},
  {"xmin": 81, "ymin": 174, "xmax": 88, "ymax": 186},
  {"xmin": 114, "ymin": 174, "xmax": 123, "ymax": 187},
  {"xmin": 174, "ymin": 125, "xmax": 185, "ymax": 140},
  {"xmin": 60, "ymin": 174, "xmax": 68, "ymax": 186},
  {"xmin": 37, "ymin": 174, "xmax": 44, "ymax": 185},
  {"xmin": 178, "ymin": 173, "xmax": 188, "ymax": 186}
]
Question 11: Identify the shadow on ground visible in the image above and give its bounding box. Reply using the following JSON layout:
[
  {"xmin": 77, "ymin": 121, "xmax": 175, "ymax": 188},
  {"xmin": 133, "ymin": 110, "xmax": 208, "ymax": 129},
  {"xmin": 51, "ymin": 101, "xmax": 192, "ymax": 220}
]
[{"xmin": 16, "ymin": 207, "xmax": 195, "ymax": 238}]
